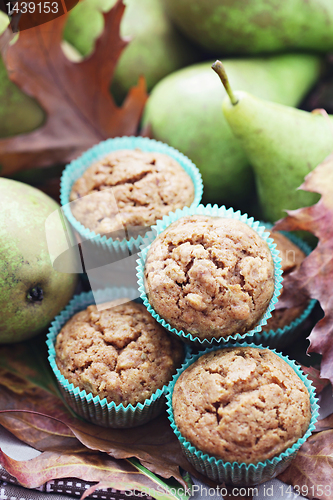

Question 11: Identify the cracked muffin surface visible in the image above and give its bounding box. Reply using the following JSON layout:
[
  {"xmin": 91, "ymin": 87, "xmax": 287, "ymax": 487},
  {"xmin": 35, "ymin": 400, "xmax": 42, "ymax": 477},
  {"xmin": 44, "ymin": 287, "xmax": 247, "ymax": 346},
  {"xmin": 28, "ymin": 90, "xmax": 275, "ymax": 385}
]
[
  {"xmin": 69, "ymin": 149, "xmax": 195, "ymax": 238},
  {"xmin": 172, "ymin": 346, "xmax": 311, "ymax": 464},
  {"xmin": 55, "ymin": 300, "xmax": 184, "ymax": 406},
  {"xmin": 144, "ymin": 215, "xmax": 275, "ymax": 341},
  {"xmin": 262, "ymin": 231, "xmax": 307, "ymax": 332}
]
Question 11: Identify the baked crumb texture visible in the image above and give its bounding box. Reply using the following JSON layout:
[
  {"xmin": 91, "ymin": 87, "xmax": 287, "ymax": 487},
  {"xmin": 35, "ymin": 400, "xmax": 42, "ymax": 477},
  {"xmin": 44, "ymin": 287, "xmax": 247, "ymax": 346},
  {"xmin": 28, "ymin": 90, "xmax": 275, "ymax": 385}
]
[
  {"xmin": 172, "ymin": 346, "xmax": 311, "ymax": 464},
  {"xmin": 262, "ymin": 231, "xmax": 306, "ymax": 332},
  {"xmin": 69, "ymin": 149, "xmax": 195, "ymax": 237},
  {"xmin": 55, "ymin": 300, "xmax": 184, "ymax": 406},
  {"xmin": 144, "ymin": 215, "xmax": 275, "ymax": 341}
]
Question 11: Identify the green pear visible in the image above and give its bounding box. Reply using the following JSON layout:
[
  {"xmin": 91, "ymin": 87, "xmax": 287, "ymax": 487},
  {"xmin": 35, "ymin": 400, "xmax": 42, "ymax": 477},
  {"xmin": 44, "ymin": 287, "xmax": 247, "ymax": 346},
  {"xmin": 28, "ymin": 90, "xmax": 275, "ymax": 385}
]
[
  {"xmin": 64, "ymin": 0, "xmax": 198, "ymax": 102},
  {"xmin": 0, "ymin": 13, "xmax": 44, "ymax": 140},
  {"xmin": 142, "ymin": 54, "xmax": 323, "ymax": 206},
  {"xmin": 212, "ymin": 60, "xmax": 333, "ymax": 222},
  {"xmin": 163, "ymin": 0, "xmax": 333, "ymax": 55},
  {"xmin": 0, "ymin": 179, "xmax": 78, "ymax": 343}
]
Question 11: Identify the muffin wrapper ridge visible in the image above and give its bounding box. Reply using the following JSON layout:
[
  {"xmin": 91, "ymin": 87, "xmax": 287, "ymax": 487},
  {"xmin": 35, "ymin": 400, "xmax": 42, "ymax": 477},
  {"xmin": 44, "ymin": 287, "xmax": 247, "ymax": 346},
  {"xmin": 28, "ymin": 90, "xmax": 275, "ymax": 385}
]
[
  {"xmin": 46, "ymin": 287, "xmax": 190, "ymax": 428},
  {"xmin": 60, "ymin": 136, "xmax": 203, "ymax": 253},
  {"xmin": 136, "ymin": 204, "xmax": 283, "ymax": 346},
  {"xmin": 166, "ymin": 342, "xmax": 319, "ymax": 486},
  {"xmin": 252, "ymin": 223, "xmax": 316, "ymax": 349}
]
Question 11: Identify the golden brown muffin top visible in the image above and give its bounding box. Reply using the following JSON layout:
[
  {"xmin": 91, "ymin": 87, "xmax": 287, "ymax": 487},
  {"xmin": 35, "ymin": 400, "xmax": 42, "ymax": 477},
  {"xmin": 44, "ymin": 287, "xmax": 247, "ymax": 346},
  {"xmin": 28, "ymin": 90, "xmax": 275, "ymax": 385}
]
[
  {"xmin": 144, "ymin": 215, "xmax": 275, "ymax": 340},
  {"xmin": 69, "ymin": 149, "xmax": 195, "ymax": 238},
  {"xmin": 173, "ymin": 346, "xmax": 311, "ymax": 464},
  {"xmin": 55, "ymin": 300, "xmax": 184, "ymax": 406}
]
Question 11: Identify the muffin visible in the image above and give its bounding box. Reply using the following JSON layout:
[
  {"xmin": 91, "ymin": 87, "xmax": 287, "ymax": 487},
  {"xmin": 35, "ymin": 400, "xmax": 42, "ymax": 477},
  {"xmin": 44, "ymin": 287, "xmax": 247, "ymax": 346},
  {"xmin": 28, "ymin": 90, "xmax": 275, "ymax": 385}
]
[
  {"xmin": 261, "ymin": 230, "xmax": 308, "ymax": 332},
  {"xmin": 172, "ymin": 346, "xmax": 311, "ymax": 465},
  {"xmin": 69, "ymin": 149, "xmax": 195, "ymax": 240},
  {"xmin": 143, "ymin": 215, "xmax": 276, "ymax": 341},
  {"xmin": 55, "ymin": 299, "xmax": 184, "ymax": 407}
]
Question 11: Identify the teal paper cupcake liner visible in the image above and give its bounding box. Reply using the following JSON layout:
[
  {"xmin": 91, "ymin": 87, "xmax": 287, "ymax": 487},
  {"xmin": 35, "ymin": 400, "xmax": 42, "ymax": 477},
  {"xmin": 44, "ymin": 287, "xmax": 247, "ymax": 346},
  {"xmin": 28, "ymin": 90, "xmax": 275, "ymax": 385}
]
[
  {"xmin": 46, "ymin": 287, "xmax": 190, "ymax": 428},
  {"xmin": 166, "ymin": 342, "xmax": 319, "ymax": 486},
  {"xmin": 60, "ymin": 136, "xmax": 203, "ymax": 253},
  {"xmin": 252, "ymin": 223, "xmax": 316, "ymax": 349},
  {"xmin": 136, "ymin": 204, "xmax": 283, "ymax": 347}
]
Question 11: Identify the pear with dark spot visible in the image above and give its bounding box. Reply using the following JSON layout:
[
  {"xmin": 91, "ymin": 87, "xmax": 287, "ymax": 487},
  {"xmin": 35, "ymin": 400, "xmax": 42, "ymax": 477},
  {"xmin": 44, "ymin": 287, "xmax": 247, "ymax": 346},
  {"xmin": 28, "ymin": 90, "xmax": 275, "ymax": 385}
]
[{"xmin": 0, "ymin": 179, "xmax": 77, "ymax": 343}]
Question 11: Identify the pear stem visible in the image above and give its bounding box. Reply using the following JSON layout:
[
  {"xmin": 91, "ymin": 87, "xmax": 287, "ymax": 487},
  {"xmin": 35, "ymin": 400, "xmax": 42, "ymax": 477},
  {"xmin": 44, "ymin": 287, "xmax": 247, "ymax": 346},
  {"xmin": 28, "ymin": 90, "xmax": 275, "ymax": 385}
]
[{"xmin": 211, "ymin": 60, "xmax": 238, "ymax": 105}]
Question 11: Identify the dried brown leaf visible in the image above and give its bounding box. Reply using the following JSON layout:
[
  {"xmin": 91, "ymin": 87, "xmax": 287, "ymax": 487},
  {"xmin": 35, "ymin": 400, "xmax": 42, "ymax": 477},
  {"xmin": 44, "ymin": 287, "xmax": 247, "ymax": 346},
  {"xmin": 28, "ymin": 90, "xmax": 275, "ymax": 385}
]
[
  {"xmin": 0, "ymin": 404, "xmax": 198, "ymax": 488},
  {"xmin": 0, "ymin": 448, "xmax": 186, "ymax": 500},
  {"xmin": 0, "ymin": 410, "xmax": 86, "ymax": 454},
  {"xmin": 278, "ymin": 430, "xmax": 333, "ymax": 500},
  {"xmin": 0, "ymin": 0, "xmax": 147, "ymax": 176},
  {"xmin": 274, "ymin": 154, "xmax": 333, "ymax": 384}
]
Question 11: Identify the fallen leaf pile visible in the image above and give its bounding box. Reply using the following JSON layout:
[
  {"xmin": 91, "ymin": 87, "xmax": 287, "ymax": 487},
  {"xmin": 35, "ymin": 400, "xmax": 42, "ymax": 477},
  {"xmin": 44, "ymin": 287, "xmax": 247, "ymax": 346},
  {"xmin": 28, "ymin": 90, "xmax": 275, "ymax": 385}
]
[{"xmin": 0, "ymin": 0, "xmax": 147, "ymax": 177}]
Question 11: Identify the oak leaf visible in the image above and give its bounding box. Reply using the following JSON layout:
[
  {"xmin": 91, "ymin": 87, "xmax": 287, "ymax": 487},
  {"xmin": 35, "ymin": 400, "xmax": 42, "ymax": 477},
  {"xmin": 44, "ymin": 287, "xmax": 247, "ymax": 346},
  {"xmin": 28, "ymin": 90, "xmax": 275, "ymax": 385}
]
[
  {"xmin": 0, "ymin": 0, "xmax": 147, "ymax": 176},
  {"xmin": 274, "ymin": 154, "xmax": 333, "ymax": 384}
]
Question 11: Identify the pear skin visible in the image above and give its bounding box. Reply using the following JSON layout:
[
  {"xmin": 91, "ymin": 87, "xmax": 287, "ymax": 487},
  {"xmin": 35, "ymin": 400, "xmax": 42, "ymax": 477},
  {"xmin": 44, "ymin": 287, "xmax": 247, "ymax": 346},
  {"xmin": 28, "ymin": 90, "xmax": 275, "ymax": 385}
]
[
  {"xmin": 142, "ymin": 54, "xmax": 323, "ymax": 206},
  {"xmin": 217, "ymin": 70, "xmax": 333, "ymax": 221},
  {"xmin": 163, "ymin": 0, "xmax": 333, "ymax": 55},
  {"xmin": 0, "ymin": 179, "xmax": 78, "ymax": 343}
]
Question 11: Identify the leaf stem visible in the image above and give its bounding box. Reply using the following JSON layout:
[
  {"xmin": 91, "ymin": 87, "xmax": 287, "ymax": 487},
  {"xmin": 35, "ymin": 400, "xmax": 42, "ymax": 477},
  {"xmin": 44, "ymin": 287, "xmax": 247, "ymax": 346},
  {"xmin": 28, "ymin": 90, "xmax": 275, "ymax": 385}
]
[{"xmin": 211, "ymin": 60, "xmax": 239, "ymax": 105}]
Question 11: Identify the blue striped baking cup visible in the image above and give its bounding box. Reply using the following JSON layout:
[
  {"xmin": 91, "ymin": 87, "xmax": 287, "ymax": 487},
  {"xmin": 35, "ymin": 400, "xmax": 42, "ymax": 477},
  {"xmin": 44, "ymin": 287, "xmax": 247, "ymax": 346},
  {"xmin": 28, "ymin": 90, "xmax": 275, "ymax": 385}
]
[
  {"xmin": 46, "ymin": 287, "xmax": 189, "ymax": 428},
  {"xmin": 136, "ymin": 204, "xmax": 283, "ymax": 347},
  {"xmin": 60, "ymin": 136, "xmax": 203, "ymax": 253},
  {"xmin": 252, "ymin": 223, "xmax": 316, "ymax": 349},
  {"xmin": 166, "ymin": 342, "xmax": 319, "ymax": 486}
]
